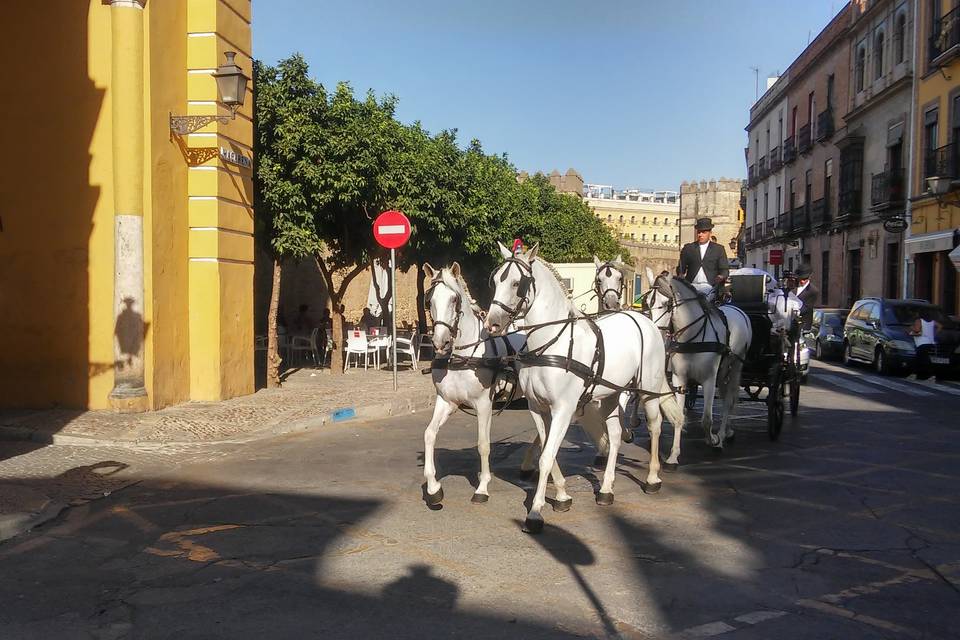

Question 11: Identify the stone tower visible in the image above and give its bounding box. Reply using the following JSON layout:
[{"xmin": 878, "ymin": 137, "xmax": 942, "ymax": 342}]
[{"xmin": 679, "ymin": 178, "xmax": 743, "ymax": 259}]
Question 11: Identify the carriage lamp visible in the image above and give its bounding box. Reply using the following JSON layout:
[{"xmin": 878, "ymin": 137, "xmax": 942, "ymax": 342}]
[{"xmin": 169, "ymin": 52, "xmax": 249, "ymax": 136}]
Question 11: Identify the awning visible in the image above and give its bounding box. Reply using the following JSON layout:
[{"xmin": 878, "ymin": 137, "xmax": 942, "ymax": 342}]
[{"xmin": 905, "ymin": 229, "xmax": 957, "ymax": 256}]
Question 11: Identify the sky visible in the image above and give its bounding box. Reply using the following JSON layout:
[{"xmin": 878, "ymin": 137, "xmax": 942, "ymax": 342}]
[{"xmin": 252, "ymin": 0, "xmax": 842, "ymax": 192}]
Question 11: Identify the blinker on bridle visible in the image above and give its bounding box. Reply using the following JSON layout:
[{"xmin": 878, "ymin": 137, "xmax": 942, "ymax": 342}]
[
  {"xmin": 595, "ymin": 262, "xmax": 624, "ymax": 305},
  {"xmin": 426, "ymin": 276, "xmax": 463, "ymax": 340},
  {"xmin": 489, "ymin": 258, "xmax": 535, "ymax": 322}
]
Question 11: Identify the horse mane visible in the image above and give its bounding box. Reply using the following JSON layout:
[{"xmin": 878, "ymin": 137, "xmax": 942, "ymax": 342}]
[
  {"xmin": 670, "ymin": 275, "xmax": 702, "ymax": 298},
  {"xmin": 531, "ymin": 258, "xmax": 582, "ymax": 315},
  {"xmin": 440, "ymin": 268, "xmax": 483, "ymax": 315}
]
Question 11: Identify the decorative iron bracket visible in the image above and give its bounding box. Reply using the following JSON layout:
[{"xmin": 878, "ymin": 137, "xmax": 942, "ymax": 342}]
[{"xmin": 169, "ymin": 112, "xmax": 234, "ymax": 137}]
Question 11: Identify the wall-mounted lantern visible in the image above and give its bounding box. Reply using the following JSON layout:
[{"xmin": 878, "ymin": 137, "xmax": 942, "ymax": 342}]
[
  {"xmin": 170, "ymin": 52, "xmax": 248, "ymax": 137},
  {"xmin": 926, "ymin": 175, "xmax": 960, "ymax": 208}
]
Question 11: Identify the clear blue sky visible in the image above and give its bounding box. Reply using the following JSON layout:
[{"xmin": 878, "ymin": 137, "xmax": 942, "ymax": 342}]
[{"xmin": 253, "ymin": 0, "xmax": 841, "ymax": 191}]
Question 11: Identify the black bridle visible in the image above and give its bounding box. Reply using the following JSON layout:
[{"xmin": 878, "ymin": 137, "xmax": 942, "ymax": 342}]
[
  {"xmin": 594, "ymin": 262, "xmax": 624, "ymax": 309},
  {"xmin": 488, "ymin": 258, "xmax": 536, "ymax": 325},
  {"xmin": 425, "ymin": 276, "xmax": 464, "ymax": 341}
]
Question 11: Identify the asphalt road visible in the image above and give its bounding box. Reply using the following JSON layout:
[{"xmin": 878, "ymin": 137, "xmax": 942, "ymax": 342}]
[{"xmin": 1, "ymin": 360, "xmax": 959, "ymax": 639}]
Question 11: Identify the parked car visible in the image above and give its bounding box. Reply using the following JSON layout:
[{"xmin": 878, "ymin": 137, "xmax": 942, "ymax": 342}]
[
  {"xmin": 842, "ymin": 297, "xmax": 960, "ymax": 376},
  {"xmin": 803, "ymin": 308, "xmax": 849, "ymax": 360}
]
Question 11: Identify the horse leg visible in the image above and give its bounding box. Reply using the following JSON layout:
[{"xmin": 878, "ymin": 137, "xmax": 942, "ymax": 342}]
[
  {"xmin": 700, "ymin": 362, "xmax": 722, "ymax": 448},
  {"xmin": 641, "ymin": 395, "xmax": 664, "ymax": 492},
  {"xmin": 519, "ymin": 427, "xmax": 540, "ymax": 478},
  {"xmin": 719, "ymin": 359, "xmax": 743, "ymax": 444},
  {"xmin": 597, "ymin": 397, "xmax": 624, "ymax": 503},
  {"xmin": 580, "ymin": 404, "xmax": 609, "ymax": 467},
  {"xmin": 472, "ymin": 396, "xmax": 494, "ymax": 503},
  {"xmin": 527, "ymin": 409, "xmax": 573, "ymax": 510},
  {"xmin": 660, "ymin": 378, "xmax": 686, "ymax": 470},
  {"xmin": 423, "ymin": 396, "xmax": 457, "ymax": 505},
  {"xmin": 523, "ymin": 405, "xmax": 575, "ymax": 534}
]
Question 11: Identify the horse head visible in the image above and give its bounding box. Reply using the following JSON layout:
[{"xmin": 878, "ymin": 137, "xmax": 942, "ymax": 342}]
[
  {"xmin": 593, "ymin": 255, "xmax": 624, "ymax": 311},
  {"xmin": 766, "ymin": 288, "xmax": 802, "ymax": 333},
  {"xmin": 484, "ymin": 241, "xmax": 539, "ymax": 336},
  {"xmin": 424, "ymin": 262, "xmax": 465, "ymax": 356},
  {"xmin": 643, "ymin": 267, "xmax": 678, "ymax": 331}
]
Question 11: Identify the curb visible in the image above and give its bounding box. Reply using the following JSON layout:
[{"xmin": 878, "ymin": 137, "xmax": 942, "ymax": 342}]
[{"xmin": 0, "ymin": 391, "xmax": 437, "ymax": 449}]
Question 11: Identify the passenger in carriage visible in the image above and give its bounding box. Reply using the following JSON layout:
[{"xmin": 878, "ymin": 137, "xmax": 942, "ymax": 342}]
[{"xmin": 678, "ymin": 217, "xmax": 729, "ymax": 297}]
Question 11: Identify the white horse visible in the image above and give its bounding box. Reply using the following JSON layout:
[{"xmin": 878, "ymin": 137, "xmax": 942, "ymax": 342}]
[
  {"xmin": 484, "ymin": 243, "xmax": 684, "ymax": 534},
  {"xmin": 593, "ymin": 255, "xmax": 626, "ymax": 312},
  {"xmin": 643, "ymin": 268, "xmax": 752, "ymax": 456},
  {"xmin": 423, "ymin": 262, "xmax": 607, "ymax": 510}
]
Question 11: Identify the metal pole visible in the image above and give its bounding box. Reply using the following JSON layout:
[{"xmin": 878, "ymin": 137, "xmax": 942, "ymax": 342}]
[{"xmin": 391, "ymin": 247, "xmax": 398, "ymax": 391}]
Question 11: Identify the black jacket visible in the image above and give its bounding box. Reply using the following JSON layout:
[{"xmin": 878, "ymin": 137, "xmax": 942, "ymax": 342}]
[
  {"xmin": 797, "ymin": 282, "xmax": 819, "ymax": 329},
  {"xmin": 678, "ymin": 241, "xmax": 730, "ymax": 284}
]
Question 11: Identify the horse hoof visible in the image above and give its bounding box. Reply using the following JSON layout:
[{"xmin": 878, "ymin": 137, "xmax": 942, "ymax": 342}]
[
  {"xmin": 519, "ymin": 469, "xmax": 535, "ymax": 480},
  {"xmin": 596, "ymin": 492, "xmax": 615, "ymax": 506},
  {"xmin": 522, "ymin": 517, "xmax": 544, "ymax": 534},
  {"xmin": 643, "ymin": 482, "xmax": 662, "ymax": 494},
  {"xmin": 553, "ymin": 498, "xmax": 573, "ymax": 513},
  {"xmin": 621, "ymin": 429, "xmax": 635, "ymax": 443},
  {"xmin": 662, "ymin": 462, "xmax": 679, "ymax": 472},
  {"xmin": 593, "ymin": 455, "xmax": 607, "ymax": 467},
  {"xmin": 424, "ymin": 487, "xmax": 444, "ymax": 506},
  {"xmin": 470, "ymin": 493, "xmax": 489, "ymax": 504}
]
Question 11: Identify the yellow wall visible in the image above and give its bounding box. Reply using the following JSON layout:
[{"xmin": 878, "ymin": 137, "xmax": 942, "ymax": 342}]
[{"xmin": 0, "ymin": 0, "xmax": 254, "ymax": 410}]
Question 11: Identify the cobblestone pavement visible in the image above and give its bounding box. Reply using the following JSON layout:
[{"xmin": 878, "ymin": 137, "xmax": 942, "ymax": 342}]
[{"xmin": 0, "ymin": 366, "xmax": 436, "ymax": 445}]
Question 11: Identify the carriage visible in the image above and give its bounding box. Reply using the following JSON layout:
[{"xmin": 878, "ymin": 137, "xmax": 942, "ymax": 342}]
[{"xmin": 726, "ymin": 268, "xmax": 804, "ymax": 440}]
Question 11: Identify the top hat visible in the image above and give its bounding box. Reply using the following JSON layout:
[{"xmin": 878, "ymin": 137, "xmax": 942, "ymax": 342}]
[
  {"xmin": 694, "ymin": 217, "xmax": 714, "ymax": 232},
  {"xmin": 795, "ymin": 264, "xmax": 812, "ymax": 279}
]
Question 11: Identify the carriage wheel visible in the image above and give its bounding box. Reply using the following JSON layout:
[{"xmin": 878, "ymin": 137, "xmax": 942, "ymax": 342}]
[{"xmin": 789, "ymin": 346, "xmax": 801, "ymax": 417}]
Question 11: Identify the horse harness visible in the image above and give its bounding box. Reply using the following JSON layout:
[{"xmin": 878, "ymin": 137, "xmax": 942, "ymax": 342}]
[
  {"xmin": 594, "ymin": 261, "xmax": 625, "ymax": 307},
  {"xmin": 650, "ymin": 274, "xmax": 744, "ymax": 364}
]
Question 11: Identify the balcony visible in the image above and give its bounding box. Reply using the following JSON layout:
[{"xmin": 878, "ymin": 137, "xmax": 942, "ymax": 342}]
[
  {"xmin": 870, "ymin": 169, "xmax": 906, "ymax": 209},
  {"xmin": 776, "ymin": 212, "xmax": 788, "ymax": 236},
  {"xmin": 837, "ymin": 189, "xmax": 862, "ymax": 221},
  {"xmin": 797, "ymin": 124, "xmax": 812, "ymax": 154},
  {"xmin": 815, "ymin": 109, "xmax": 834, "ymax": 142},
  {"xmin": 748, "ymin": 164, "xmax": 757, "ymax": 187},
  {"xmin": 929, "ymin": 5, "xmax": 960, "ymax": 66},
  {"xmin": 744, "ymin": 227, "xmax": 753, "ymax": 245},
  {"xmin": 763, "ymin": 219, "xmax": 775, "ymax": 239},
  {"xmin": 768, "ymin": 146, "xmax": 782, "ymax": 172},
  {"xmin": 924, "ymin": 143, "xmax": 958, "ymax": 181},
  {"xmin": 791, "ymin": 205, "xmax": 809, "ymax": 232},
  {"xmin": 810, "ymin": 197, "xmax": 830, "ymax": 227},
  {"xmin": 754, "ymin": 222, "xmax": 763, "ymax": 243},
  {"xmin": 758, "ymin": 156, "xmax": 767, "ymax": 179},
  {"xmin": 783, "ymin": 136, "xmax": 797, "ymax": 164}
]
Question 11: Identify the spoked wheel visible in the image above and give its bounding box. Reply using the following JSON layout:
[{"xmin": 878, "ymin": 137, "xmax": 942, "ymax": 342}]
[
  {"xmin": 789, "ymin": 345, "xmax": 801, "ymax": 417},
  {"xmin": 767, "ymin": 365, "xmax": 784, "ymax": 441}
]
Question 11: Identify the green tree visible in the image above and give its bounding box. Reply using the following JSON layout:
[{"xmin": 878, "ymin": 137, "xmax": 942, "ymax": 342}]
[{"xmin": 253, "ymin": 55, "xmax": 325, "ymax": 387}]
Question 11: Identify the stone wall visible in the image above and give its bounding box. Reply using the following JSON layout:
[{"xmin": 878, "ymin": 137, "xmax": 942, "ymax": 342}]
[{"xmin": 679, "ymin": 178, "xmax": 743, "ymax": 257}]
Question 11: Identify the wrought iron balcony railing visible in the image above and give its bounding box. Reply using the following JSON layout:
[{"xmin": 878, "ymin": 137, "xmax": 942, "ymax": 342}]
[
  {"xmin": 763, "ymin": 219, "xmax": 775, "ymax": 238},
  {"xmin": 758, "ymin": 156, "xmax": 767, "ymax": 179},
  {"xmin": 792, "ymin": 205, "xmax": 810, "ymax": 232},
  {"xmin": 929, "ymin": 5, "xmax": 960, "ymax": 64},
  {"xmin": 768, "ymin": 146, "xmax": 781, "ymax": 172},
  {"xmin": 870, "ymin": 169, "xmax": 906, "ymax": 207},
  {"xmin": 748, "ymin": 164, "xmax": 757, "ymax": 186},
  {"xmin": 838, "ymin": 189, "xmax": 862, "ymax": 219},
  {"xmin": 810, "ymin": 197, "xmax": 830, "ymax": 227},
  {"xmin": 783, "ymin": 136, "xmax": 797, "ymax": 164},
  {"xmin": 816, "ymin": 109, "xmax": 834, "ymax": 142},
  {"xmin": 924, "ymin": 143, "xmax": 958, "ymax": 180},
  {"xmin": 797, "ymin": 124, "xmax": 812, "ymax": 154}
]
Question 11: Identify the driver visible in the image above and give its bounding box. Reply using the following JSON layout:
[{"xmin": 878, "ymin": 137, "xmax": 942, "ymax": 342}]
[{"xmin": 678, "ymin": 217, "xmax": 730, "ymax": 297}]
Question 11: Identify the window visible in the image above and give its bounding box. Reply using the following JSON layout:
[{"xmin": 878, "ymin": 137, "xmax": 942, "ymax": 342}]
[
  {"xmin": 753, "ymin": 197, "xmax": 758, "ymax": 224},
  {"xmin": 653, "ymin": 234, "xmax": 658, "ymax": 242},
  {"xmin": 856, "ymin": 44, "xmax": 866, "ymax": 91},
  {"xmin": 775, "ymin": 186, "xmax": 782, "ymax": 218},
  {"xmin": 642, "ymin": 233, "xmax": 647, "ymax": 241},
  {"xmin": 619, "ymin": 215, "xmax": 624, "ymax": 223},
  {"xmin": 675, "ymin": 234, "xmax": 679, "ymax": 242},
  {"xmin": 789, "ymin": 178, "xmax": 796, "ymax": 216},
  {"xmin": 874, "ymin": 30, "xmax": 885, "ymax": 80},
  {"xmin": 642, "ymin": 216, "xmax": 647, "ymax": 224},
  {"xmin": 630, "ymin": 216, "xmax": 635, "ymax": 223},
  {"xmin": 849, "ymin": 248, "xmax": 863, "ymax": 305},
  {"xmin": 886, "ymin": 242, "xmax": 900, "ymax": 298},
  {"xmin": 630, "ymin": 232, "xmax": 635, "ymax": 239},
  {"xmin": 607, "ymin": 214, "xmax": 612, "ymax": 221},
  {"xmin": 894, "ymin": 13, "xmax": 906, "ymax": 64},
  {"xmin": 827, "ymin": 74, "xmax": 834, "ymax": 109},
  {"xmin": 824, "ymin": 158, "xmax": 833, "ymax": 214},
  {"xmin": 763, "ymin": 189, "xmax": 768, "ymax": 220},
  {"xmin": 821, "ymin": 250, "xmax": 830, "ymax": 304},
  {"xmin": 923, "ymin": 106, "xmax": 939, "ymax": 178},
  {"xmin": 807, "ymin": 92, "xmax": 814, "ymax": 126},
  {"xmin": 653, "ymin": 217, "xmax": 658, "ymax": 225},
  {"xmin": 805, "ymin": 169, "xmax": 813, "ymax": 214},
  {"xmin": 839, "ymin": 145, "xmax": 864, "ymax": 213}
]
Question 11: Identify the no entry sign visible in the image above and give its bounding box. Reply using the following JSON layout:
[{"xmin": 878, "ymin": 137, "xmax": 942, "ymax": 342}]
[
  {"xmin": 768, "ymin": 249, "xmax": 783, "ymax": 265},
  {"xmin": 373, "ymin": 210, "xmax": 411, "ymax": 249}
]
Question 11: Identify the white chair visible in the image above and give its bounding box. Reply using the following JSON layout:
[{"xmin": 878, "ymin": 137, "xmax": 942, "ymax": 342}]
[
  {"xmin": 416, "ymin": 333, "xmax": 434, "ymax": 360},
  {"xmin": 344, "ymin": 331, "xmax": 378, "ymax": 371},
  {"xmin": 393, "ymin": 334, "xmax": 419, "ymax": 368},
  {"xmin": 291, "ymin": 328, "xmax": 320, "ymax": 367}
]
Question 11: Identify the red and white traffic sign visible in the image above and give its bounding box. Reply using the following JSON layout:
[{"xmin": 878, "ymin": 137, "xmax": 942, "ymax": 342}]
[
  {"xmin": 373, "ymin": 210, "xmax": 411, "ymax": 249},
  {"xmin": 768, "ymin": 249, "xmax": 783, "ymax": 265}
]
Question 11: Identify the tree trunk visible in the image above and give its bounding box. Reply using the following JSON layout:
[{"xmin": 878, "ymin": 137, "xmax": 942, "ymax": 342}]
[
  {"xmin": 316, "ymin": 256, "xmax": 368, "ymax": 376},
  {"xmin": 266, "ymin": 257, "xmax": 283, "ymax": 388},
  {"xmin": 416, "ymin": 262, "xmax": 427, "ymax": 334}
]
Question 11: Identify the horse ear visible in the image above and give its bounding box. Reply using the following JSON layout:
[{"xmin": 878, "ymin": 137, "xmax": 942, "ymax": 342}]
[
  {"xmin": 527, "ymin": 242, "xmax": 539, "ymax": 261},
  {"xmin": 497, "ymin": 241, "xmax": 512, "ymax": 259},
  {"xmin": 423, "ymin": 263, "xmax": 436, "ymax": 279},
  {"xmin": 645, "ymin": 266, "xmax": 656, "ymax": 288},
  {"xmin": 450, "ymin": 261, "xmax": 461, "ymax": 278},
  {"xmin": 593, "ymin": 255, "xmax": 602, "ymax": 268}
]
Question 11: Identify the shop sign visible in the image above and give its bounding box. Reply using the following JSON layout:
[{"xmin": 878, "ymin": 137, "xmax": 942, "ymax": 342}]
[
  {"xmin": 219, "ymin": 146, "xmax": 251, "ymax": 169},
  {"xmin": 882, "ymin": 216, "xmax": 908, "ymax": 233}
]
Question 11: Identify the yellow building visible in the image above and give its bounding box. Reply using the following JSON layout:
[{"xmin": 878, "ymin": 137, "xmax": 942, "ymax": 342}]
[
  {"xmin": 909, "ymin": 0, "xmax": 960, "ymax": 315},
  {"xmin": 583, "ymin": 185, "xmax": 681, "ymax": 248},
  {"xmin": 0, "ymin": 0, "xmax": 254, "ymax": 410}
]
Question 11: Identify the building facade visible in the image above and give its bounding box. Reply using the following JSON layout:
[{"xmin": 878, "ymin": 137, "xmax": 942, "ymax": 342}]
[
  {"xmin": 0, "ymin": 1, "xmax": 255, "ymax": 410},
  {"xmin": 908, "ymin": 0, "xmax": 960, "ymax": 315}
]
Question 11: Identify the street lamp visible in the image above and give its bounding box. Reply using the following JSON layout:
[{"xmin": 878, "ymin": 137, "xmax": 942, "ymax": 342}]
[
  {"xmin": 169, "ymin": 51, "xmax": 248, "ymax": 136},
  {"xmin": 926, "ymin": 175, "xmax": 960, "ymax": 207}
]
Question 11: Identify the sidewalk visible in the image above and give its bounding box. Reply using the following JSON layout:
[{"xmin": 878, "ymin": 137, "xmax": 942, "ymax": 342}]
[
  {"xmin": 1, "ymin": 366, "xmax": 437, "ymax": 543},
  {"xmin": 0, "ymin": 366, "xmax": 437, "ymax": 447}
]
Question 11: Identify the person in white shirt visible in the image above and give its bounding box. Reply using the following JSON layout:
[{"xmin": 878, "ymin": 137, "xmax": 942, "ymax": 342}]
[
  {"xmin": 910, "ymin": 308, "xmax": 942, "ymax": 380},
  {"xmin": 678, "ymin": 218, "xmax": 729, "ymax": 296}
]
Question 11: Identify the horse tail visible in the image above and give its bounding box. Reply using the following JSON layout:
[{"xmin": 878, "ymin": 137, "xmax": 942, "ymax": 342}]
[{"xmin": 658, "ymin": 378, "xmax": 685, "ymax": 433}]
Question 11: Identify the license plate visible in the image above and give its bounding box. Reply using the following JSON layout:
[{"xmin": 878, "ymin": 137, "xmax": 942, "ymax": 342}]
[{"xmin": 930, "ymin": 356, "xmax": 949, "ymax": 364}]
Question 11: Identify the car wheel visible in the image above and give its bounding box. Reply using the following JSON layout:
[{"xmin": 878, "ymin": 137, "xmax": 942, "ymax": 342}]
[
  {"xmin": 843, "ymin": 341, "xmax": 854, "ymax": 367},
  {"xmin": 815, "ymin": 339, "xmax": 823, "ymax": 360},
  {"xmin": 874, "ymin": 347, "xmax": 891, "ymax": 376}
]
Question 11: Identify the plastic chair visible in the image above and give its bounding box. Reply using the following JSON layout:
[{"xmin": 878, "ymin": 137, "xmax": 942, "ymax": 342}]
[
  {"xmin": 344, "ymin": 331, "xmax": 378, "ymax": 371},
  {"xmin": 291, "ymin": 328, "xmax": 320, "ymax": 367},
  {"xmin": 416, "ymin": 333, "xmax": 434, "ymax": 360},
  {"xmin": 392, "ymin": 334, "xmax": 419, "ymax": 368}
]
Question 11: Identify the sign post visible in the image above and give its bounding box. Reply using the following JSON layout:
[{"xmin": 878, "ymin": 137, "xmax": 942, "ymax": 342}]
[{"xmin": 373, "ymin": 210, "xmax": 412, "ymax": 391}]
